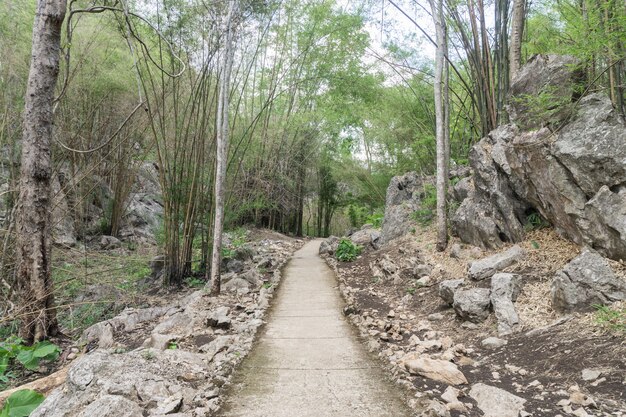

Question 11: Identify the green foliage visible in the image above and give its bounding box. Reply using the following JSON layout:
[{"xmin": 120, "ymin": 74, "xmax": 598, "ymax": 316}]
[
  {"xmin": 335, "ymin": 238, "xmax": 362, "ymax": 262},
  {"xmin": 167, "ymin": 342, "xmax": 178, "ymax": 350},
  {"xmin": 262, "ymin": 282, "xmax": 272, "ymax": 289},
  {"xmin": 524, "ymin": 211, "xmax": 550, "ymax": 231},
  {"xmin": 184, "ymin": 277, "xmax": 205, "ymax": 288},
  {"xmin": 0, "ymin": 389, "xmax": 45, "ymax": 417},
  {"xmin": 510, "ymin": 87, "xmax": 575, "ymax": 127},
  {"xmin": 406, "ymin": 287, "xmax": 416, "ymax": 295},
  {"xmin": 593, "ymin": 304, "xmax": 626, "ymax": 332},
  {"xmin": 0, "ymin": 339, "xmax": 60, "ymax": 384}
]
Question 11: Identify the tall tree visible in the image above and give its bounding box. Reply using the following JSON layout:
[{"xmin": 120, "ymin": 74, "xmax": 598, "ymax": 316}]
[
  {"xmin": 509, "ymin": 0, "xmax": 526, "ymax": 81},
  {"xmin": 16, "ymin": 0, "xmax": 67, "ymax": 343},
  {"xmin": 429, "ymin": 0, "xmax": 450, "ymax": 251},
  {"xmin": 210, "ymin": 0, "xmax": 238, "ymax": 295}
]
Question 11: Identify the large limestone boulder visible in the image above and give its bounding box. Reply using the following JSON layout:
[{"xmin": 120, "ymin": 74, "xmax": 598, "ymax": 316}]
[
  {"xmin": 552, "ymin": 249, "xmax": 626, "ymax": 312},
  {"xmin": 508, "ymin": 54, "xmax": 581, "ymax": 130},
  {"xmin": 469, "ymin": 383, "xmax": 527, "ymax": 417},
  {"xmin": 453, "ymin": 59, "xmax": 626, "ymax": 261},
  {"xmin": 380, "ymin": 172, "xmax": 423, "ymax": 244}
]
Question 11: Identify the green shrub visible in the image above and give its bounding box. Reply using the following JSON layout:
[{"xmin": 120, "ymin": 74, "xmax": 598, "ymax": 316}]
[
  {"xmin": 0, "ymin": 339, "xmax": 60, "ymax": 390},
  {"xmin": 335, "ymin": 238, "xmax": 362, "ymax": 262}
]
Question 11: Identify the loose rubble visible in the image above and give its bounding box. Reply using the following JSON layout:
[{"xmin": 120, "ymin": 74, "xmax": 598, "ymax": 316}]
[{"xmin": 31, "ymin": 234, "xmax": 304, "ymax": 417}]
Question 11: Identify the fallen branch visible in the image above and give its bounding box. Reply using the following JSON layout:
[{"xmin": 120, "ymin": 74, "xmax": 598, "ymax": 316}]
[{"xmin": 0, "ymin": 367, "xmax": 68, "ymax": 406}]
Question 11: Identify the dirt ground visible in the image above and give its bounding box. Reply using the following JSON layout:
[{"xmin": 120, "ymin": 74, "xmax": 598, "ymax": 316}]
[{"xmin": 330, "ymin": 226, "xmax": 626, "ymax": 416}]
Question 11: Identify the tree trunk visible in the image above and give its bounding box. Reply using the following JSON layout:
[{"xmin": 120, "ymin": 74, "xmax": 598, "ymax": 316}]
[
  {"xmin": 16, "ymin": 0, "xmax": 67, "ymax": 344},
  {"xmin": 429, "ymin": 0, "xmax": 449, "ymax": 252},
  {"xmin": 209, "ymin": 1, "xmax": 237, "ymax": 296},
  {"xmin": 509, "ymin": 0, "xmax": 526, "ymax": 81}
]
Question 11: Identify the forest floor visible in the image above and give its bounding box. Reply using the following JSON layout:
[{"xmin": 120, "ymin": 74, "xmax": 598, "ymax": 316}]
[{"xmin": 328, "ymin": 226, "xmax": 626, "ymax": 417}]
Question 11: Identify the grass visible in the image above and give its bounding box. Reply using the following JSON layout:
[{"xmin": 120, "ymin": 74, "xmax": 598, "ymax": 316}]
[
  {"xmin": 593, "ymin": 304, "xmax": 626, "ymax": 332},
  {"xmin": 50, "ymin": 245, "xmax": 155, "ymax": 337}
]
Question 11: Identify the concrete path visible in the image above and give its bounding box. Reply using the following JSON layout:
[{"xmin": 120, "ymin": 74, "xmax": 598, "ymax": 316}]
[{"xmin": 219, "ymin": 240, "xmax": 412, "ymax": 417}]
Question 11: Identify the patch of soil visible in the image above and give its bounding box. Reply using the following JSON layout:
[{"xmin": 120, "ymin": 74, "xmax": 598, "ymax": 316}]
[{"xmin": 329, "ymin": 226, "xmax": 626, "ymax": 416}]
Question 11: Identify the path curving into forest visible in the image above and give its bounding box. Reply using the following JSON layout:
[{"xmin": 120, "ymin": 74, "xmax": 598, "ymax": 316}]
[{"xmin": 218, "ymin": 240, "xmax": 412, "ymax": 417}]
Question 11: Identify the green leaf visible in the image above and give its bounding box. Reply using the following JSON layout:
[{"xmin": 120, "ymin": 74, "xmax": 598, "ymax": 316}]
[
  {"xmin": 0, "ymin": 389, "xmax": 45, "ymax": 417},
  {"xmin": 0, "ymin": 356, "xmax": 9, "ymax": 376},
  {"xmin": 31, "ymin": 342, "xmax": 60, "ymax": 359},
  {"xmin": 15, "ymin": 350, "xmax": 37, "ymax": 371}
]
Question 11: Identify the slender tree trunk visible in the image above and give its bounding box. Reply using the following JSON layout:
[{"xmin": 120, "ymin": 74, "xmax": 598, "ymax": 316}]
[
  {"xmin": 510, "ymin": 0, "xmax": 526, "ymax": 81},
  {"xmin": 429, "ymin": 0, "xmax": 449, "ymax": 252},
  {"xmin": 16, "ymin": 0, "xmax": 67, "ymax": 343},
  {"xmin": 209, "ymin": 1, "xmax": 237, "ymax": 295}
]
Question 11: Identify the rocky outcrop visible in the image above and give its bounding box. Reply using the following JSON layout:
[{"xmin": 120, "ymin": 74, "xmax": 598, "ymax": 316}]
[
  {"xmin": 118, "ymin": 163, "xmax": 164, "ymax": 244},
  {"xmin": 552, "ymin": 249, "xmax": 626, "ymax": 312},
  {"xmin": 380, "ymin": 172, "xmax": 423, "ymax": 244},
  {"xmin": 453, "ymin": 55, "xmax": 626, "ymax": 261}
]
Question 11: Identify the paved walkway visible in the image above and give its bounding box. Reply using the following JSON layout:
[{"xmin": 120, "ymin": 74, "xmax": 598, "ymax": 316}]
[{"xmin": 219, "ymin": 240, "xmax": 412, "ymax": 417}]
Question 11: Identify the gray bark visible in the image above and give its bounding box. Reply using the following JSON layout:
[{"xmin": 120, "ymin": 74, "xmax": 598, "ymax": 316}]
[
  {"xmin": 509, "ymin": 0, "xmax": 526, "ymax": 81},
  {"xmin": 16, "ymin": 0, "xmax": 67, "ymax": 342},
  {"xmin": 209, "ymin": 0, "xmax": 237, "ymax": 295},
  {"xmin": 430, "ymin": 0, "xmax": 450, "ymax": 251}
]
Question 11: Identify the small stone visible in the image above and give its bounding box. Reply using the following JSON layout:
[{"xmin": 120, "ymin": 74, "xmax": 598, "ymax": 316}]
[
  {"xmin": 428, "ymin": 313, "xmax": 445, "ymax": 321},
  {"xmin": 581, "ymin": 368, "xmax": 602, "ymax": 381},
  {"xmin": 572, "ymin": 408, "xmax": 590, "ymax": 417},
  {"xmin": 441, "ymin": 386, "xmax": 459, "ymax": 403},
  {"xmin": 481, "ymin": 337, "xmax": 507, "ymax": 349},
  {"xmin": 417, "ymin": 276, "xmax": 433, "ymax": 287},
  {"xmin": 387, "ymin": 310, "xmax": 396, "ymax": 318}
]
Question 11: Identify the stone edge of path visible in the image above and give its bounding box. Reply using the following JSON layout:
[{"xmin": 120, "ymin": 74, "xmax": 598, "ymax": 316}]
[{"xmin": 322, "ymin": 254, "xmax": 423, "ymax": 417}]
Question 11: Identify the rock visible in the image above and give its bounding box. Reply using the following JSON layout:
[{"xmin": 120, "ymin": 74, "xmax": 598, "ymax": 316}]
[
  {"xmin": 150, "ymin": 255, "xmax": 166, "ymax": 279},
  {"xmin": 99, "ymin": 235, "xmax": 121, "ymax": 250},
  {"xmin": 222, "ymin": 277, "xmax": 251, "ymax": 293},
  {"xmin": 428, "ymin": 313, "xmax": 445, "ymax": 322},
  {"xmin": 454, "ymin": 86, "xmax": 626, "ymax": 261},
  {"xmin": 350, "ymin": 229, "xmax": 376, "ymax": 246},
  {"xmin": 481, "ymin": 337, "xmax": 507, "ymax": 349},
  {"xmin": 453, "ymin": 288, "xmax": 491, "ymax": 323},
  {"xmin": 319, "ymin": 236, "xmax": 339, "ymax": 255},
  {"xmin": 77, "ymin": 395, "xmax": 143, "ymax": 417},
  {"xmin": 206, "ymin": 307, "xmax": 231, "ymax": 329},
  {"xmin": 414, "ymin": 264, "xmax": 433, "ymax": 278},
  {"xmin": 581, "ymin": 368, "xmax": 602, "ymax": 381},
  {"xmin": 240, "ymin": 269, "xmax": 262, "ymax": 287},
  {"xmin": 417, "ymin": 276, "xmax": 433, "ymax": 287},
  {"xmin": 225, "ymin": 258, "xmax": 244, "ymax": 273},
  {"xmin": 380, "ymin": 172, "xmax": 423, "ymax": 244},
  {"xmin": 552, "ymin": 249, "xmax": 626, "ymax": 311},
  {"xmin": 439, "ymin": 279, "xmax": 464, "ymax": 305},
  {"xmin": 449, "ymin": 243, "xmax": 462, "ymax": 259},
  {"xmin": 508, "ymin": 54, "xmax": 581, "ymax": 130},
  {"xmin": 490, "ymin": 273, "xmax": 522, "ymax": 335},
  {"xmin": 452, "ymin": 177, "xmax": 473, "ymax": 204},
  {"xmin": 119, "ymin": 163, "xmax": 164, "ymax": 244},
  {"xmin": 154, "ymin": 394, "xmax": 183, "ymax": 415},
  {"xmin": 469, "ymin": 383, "xmax": 527, "ymax": 417},
  {"xmin": 402, "ymin": 357, "xmax": 468, "ymax": 385},
  {"xmin": 441, "ymin": 386, "xmax": 460, "ymax": 404},
  {"xmin": 469, "ymin": 246, "xmax": 525, "ymax": 280}
]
